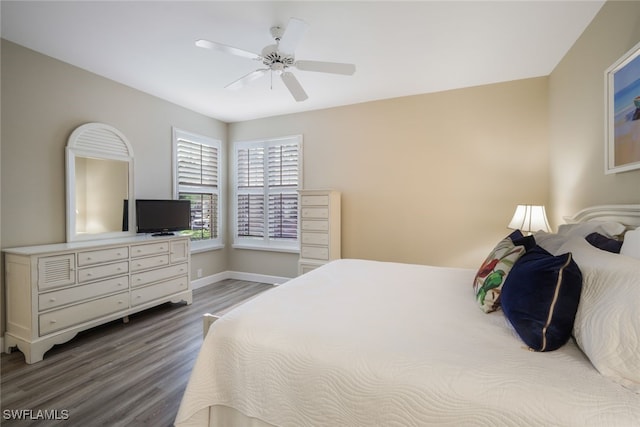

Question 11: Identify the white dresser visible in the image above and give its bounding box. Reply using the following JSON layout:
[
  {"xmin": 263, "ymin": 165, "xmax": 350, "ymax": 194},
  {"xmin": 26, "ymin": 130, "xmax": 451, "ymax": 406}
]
[
  {"xmin": 298, "ymin": 190, "xmax": 341, "ymax": 275},
  {"xmin": 4, "ymin": 234, "xmax": 191, "ymax": 364}
]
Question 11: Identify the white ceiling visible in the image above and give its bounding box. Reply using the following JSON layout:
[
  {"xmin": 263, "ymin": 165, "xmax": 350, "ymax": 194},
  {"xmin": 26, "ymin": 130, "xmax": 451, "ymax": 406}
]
[{"xmin": 1, "ymin": 1, "xmax": 605, "ymax": 123}]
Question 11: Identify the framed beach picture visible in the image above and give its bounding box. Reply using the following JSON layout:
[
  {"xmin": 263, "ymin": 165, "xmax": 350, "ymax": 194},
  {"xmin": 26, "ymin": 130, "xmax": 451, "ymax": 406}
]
[{"xmin": 605, "ymin": 40, "xmax": 640, "ymax": 174}]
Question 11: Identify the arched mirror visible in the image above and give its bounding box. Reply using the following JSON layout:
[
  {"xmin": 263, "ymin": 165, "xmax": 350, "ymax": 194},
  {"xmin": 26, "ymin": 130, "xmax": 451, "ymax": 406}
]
[{"xmin": 66, "ymin": 123, "xmax": 135, "ymax": 242}]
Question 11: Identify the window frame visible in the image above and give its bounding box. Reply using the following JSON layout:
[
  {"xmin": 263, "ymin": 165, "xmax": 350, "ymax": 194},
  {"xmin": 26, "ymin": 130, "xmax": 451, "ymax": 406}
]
[
  {"xmin": 172, "ymin": 127, "xmax": 224, "ymax": 252},
  {"xmin": 232, "ymin": 135, "xmax": 303, "ymax": 253}
]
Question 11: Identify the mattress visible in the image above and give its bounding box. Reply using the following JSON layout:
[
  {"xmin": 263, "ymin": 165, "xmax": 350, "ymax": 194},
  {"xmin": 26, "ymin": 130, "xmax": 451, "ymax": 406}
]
[{"xmin": 175, "ymin": 259, "xmax": 640, "ymax": 426}]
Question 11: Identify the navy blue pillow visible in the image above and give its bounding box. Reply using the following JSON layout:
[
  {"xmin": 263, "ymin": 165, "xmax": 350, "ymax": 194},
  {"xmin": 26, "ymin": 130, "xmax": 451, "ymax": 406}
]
[
  {"xmin": 585, "ymin": 232, "xmax": 623, "ymax": 253},
  {"xmin": 501, "ymin": 245, "xmax": 582, "ymax": 351},
  {"xmin": 508, "ymin": 229, "xmax": 536, "ymax": 251}
]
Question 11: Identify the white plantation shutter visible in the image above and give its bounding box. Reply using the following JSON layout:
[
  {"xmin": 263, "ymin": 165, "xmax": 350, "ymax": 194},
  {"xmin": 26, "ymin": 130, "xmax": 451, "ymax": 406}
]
[
  {"xmin": 237, "ymin": 194, "xmax": 265, "ymax": 237},
  {"xmin": 234, "ymin": 136, "xmax": 302, "ymax": 249},
  {"xmin": 173, "ymin": 129, "xmax": 222, "ymax": 249},
  {"xmin": 177, "ymin": 139, "xmax": 218, "ymax": 187},
  {"xmin": 269, "ymin": 193, "xmax": 298, "ymax": 239},
  {"xmin": 268, "ymin": 144, "xmax": 299, "ymax": 187},
  {"xmin": 237, "ymin": 147, "xmax": 264, "ymax": 188},
  {"xmin": 267, "ymin": 144, "xmax": 299, "ymax": 239}
]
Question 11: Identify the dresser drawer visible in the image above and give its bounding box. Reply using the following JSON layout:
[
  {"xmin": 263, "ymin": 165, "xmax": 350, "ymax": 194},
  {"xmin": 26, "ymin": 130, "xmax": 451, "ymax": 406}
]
[
  {"xmin": 77, "ymin": 247, "xmax": 128, "ymax": 267},
  {"xmin": 78, "ymin": 261, "xmax": 129, "ymax": 283},
  {"xmin": 130, "ymin": 255, "xmax": 170, "ymax": 272},
  {"xmin": 301, "ymin": 207, "xmax": 329, "ymax": 219},
  {"xmin": 39, "ymin": 292, "xmax": 128, "ymax": 335},
  {"xmin": 131, "ymin": 276, "xmax": 189, "ymax": 306},
  {"xmin": 302, "ymin": 232, "xmax": 329, "ymax": 245},
  {"xmin": 131, "ymin": 242, "xmax": 169, "ymax": 258},
  {"xmin": 301, "ymin": 246, "xmax": 329, "ymax": 260},
  {"xmin": 39, "ymin": 275, "xmax": 129, "ymax": 311},
  {"xmin": 301, "ymin": 220, "xmax": 329, "ymax": 231},
  {"xmin": 301, "ymin": 195, "xmax": 329, "ymax": 206},
  {"xmin": 131, "ymin": 263, "xmax": 188, "ymax": 288}
]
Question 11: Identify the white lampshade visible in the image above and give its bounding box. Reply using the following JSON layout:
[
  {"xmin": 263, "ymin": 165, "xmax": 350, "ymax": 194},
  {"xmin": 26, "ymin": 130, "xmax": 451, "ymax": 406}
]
[{"xmin": 508, "ymin": 205, "xmax": 550, "ymax": 233}]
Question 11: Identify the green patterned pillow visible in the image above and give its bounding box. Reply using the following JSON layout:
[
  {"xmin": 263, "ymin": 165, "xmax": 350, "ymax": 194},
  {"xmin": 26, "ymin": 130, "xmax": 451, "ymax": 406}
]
[{"xmin": 473, "ymin": 236, "xmax": 526, "ymax": 313}]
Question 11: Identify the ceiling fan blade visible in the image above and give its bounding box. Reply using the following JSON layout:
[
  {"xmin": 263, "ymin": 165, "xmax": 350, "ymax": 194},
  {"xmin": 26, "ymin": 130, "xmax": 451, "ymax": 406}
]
[
  {"xmin": 281, "ymin": 72, "xmax": 308, "ymax": 102},
  {"xmin": 195, "ymin": 39, "xmax": 262, "ymax": 61},
  {"xmin": 277, "ymin": 18, "xmax": 309, "ymax": 55},
  {"xmin": 225, "ymin": 69, "xmax": 269, "ymax": 90},
  {"xmin": 295, "ymin": 60, "xmax": 356, "ymax": 75}
]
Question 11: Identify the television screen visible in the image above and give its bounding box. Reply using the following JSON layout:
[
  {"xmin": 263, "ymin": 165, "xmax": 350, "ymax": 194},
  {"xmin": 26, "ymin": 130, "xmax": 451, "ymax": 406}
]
[{"xmin": 135, "ymin": 199, "xmax": 191, "ymax": 235}]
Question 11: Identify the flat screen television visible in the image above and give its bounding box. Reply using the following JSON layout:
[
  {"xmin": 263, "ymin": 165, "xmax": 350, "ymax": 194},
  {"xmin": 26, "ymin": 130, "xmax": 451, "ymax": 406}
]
[{"xmin": 135, "ymin": 199, "xmax": 191, "ymax": 236}]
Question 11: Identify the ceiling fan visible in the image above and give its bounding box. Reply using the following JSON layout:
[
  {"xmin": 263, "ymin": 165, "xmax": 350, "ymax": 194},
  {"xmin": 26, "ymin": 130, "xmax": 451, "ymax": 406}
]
[{"xmin": 195, "ymin": 18, "xmax": 356, "ymax": 102}]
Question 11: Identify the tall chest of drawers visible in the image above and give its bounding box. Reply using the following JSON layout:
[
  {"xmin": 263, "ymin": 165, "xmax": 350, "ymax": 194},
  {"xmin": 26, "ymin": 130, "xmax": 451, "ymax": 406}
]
[
  {"xmin": 298, "ymin": 190, "xmax": 341, "ymax": 275},
  {"xmin": 4, "ymin": 235, "xmax": 191, "ymax": 363}
]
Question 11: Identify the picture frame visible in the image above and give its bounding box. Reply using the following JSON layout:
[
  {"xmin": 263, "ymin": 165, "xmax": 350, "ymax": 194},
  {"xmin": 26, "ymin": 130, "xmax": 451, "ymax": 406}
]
[{"xmin": 605, "ymin": 40, "xmax": 640, "ymax": 174}]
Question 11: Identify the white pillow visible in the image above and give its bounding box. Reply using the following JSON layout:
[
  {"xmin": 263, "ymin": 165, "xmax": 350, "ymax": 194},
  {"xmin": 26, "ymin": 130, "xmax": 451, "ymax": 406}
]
[
  {"xmin": 557, "ymin": 220, "xmax": 626, "ymax": 238},
  {"xmin": 621, "ymin": 227, "xmax": 640, "ymax": 260},
  {"xmin": 557, "ymin": 237, "xmax": 640, "ymax": 393},
  {"xmin": 532, "ymin": 231, "xmax": 569, "ymax": 255}
]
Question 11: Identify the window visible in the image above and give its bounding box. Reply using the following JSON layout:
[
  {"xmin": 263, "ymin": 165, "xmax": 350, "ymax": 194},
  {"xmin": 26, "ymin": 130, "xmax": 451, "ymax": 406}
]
[
  {"xmin": 173, "ymin": 128, "xmax": 223, "ymax": 251},
  {"xmin": 233, "ymin": 135, "xmax": 302, "ymax": 251}
]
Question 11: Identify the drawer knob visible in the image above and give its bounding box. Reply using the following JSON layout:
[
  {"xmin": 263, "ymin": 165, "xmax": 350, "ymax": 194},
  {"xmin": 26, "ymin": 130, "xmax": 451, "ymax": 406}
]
[
  {"xmin": 137, "ymin": 263, "xmax": 142, "ymax": 267},
  {"xmin": 118, "ymin": 300, "xmax": 124, "ymax": 304},
  {"xmin": 87, "ymin": 273, "xmax": 92, "ymax": 277},
  {"xmin": 87, "ymin": 257, "xmax": 92, "ymax": 260},
  {"xmin": 50, "ymin": 320, "xmax": 57, "ymax": 324},
  {"xmin": 49, "ymin": 297, "xmax": 56, "ymax": 302}
]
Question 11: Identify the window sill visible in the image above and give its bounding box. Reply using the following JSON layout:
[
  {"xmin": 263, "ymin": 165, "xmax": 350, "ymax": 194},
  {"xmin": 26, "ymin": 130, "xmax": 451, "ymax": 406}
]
[
  {"xmin": 190, "ymin": 241, "xmax": 225, "ymax": 254},
  {"xmin": 232, "ymin": 243, "xmax": 300, "ymax": 254}
]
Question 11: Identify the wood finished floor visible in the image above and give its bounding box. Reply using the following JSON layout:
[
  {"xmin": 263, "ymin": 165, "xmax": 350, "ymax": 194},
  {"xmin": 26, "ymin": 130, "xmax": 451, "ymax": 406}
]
[{"xmin": 1, "ymin": 279, "xmax": 273, "ymax": 427}]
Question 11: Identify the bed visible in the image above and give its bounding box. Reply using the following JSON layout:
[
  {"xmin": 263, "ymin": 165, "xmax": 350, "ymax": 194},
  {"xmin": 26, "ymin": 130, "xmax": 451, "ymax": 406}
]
[{"xmin": 175, "ymin": 205, "xmax": 640, "ymax": 427}]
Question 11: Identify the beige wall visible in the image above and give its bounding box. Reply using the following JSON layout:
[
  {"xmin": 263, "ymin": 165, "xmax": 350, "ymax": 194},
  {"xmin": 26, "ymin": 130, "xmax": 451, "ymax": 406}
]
[
  {"xmin": 230, "ymin": 77, "xmax": 550, "ymax": 276},
  {"xmin": 549, "ymin": 0, "xmax": 640, "ymax": 224},
  {"xmin": 0, "ymin": 40, "xmax": 229, "ymax": 337}
]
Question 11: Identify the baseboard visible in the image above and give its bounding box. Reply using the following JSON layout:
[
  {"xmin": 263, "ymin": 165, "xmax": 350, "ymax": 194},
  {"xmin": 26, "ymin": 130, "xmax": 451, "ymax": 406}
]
[
  {"xmin": 227, "ymin": 271, "xmax": 292, "ymax": 285},
  {"xmin": 192, "ymin": 270, "xmax": 292, "ymax": 290},
  {"xmin": 191, "ymin": 271, "xmax": 232, "ymax": 290}
]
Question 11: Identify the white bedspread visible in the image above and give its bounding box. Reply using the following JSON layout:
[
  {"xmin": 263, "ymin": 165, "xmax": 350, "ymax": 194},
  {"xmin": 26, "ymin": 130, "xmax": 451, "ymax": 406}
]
[{"xmin": 176, "ymin": 259, "xmax": 640, "ymax": 426}]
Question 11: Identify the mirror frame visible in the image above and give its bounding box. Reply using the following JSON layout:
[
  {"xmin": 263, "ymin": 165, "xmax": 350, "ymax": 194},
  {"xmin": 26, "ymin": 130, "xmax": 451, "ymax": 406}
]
[{"xmin": 66, "ymin": 122, "xmax": 136, "ymax": 242}]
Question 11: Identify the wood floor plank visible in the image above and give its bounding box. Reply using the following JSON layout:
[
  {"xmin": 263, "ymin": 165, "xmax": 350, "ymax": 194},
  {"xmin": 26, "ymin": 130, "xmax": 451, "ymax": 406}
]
[{"xmin": 1, "ymin": 279, "xmax": 273, "ymax": 426}]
